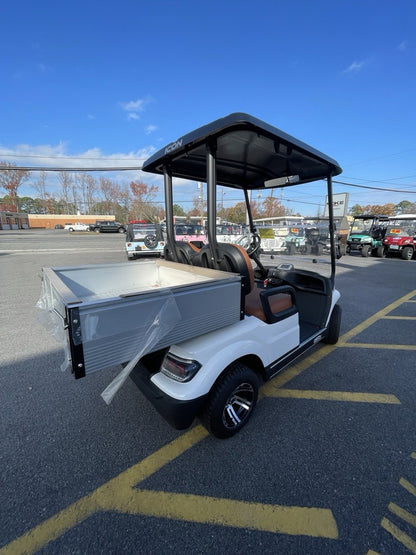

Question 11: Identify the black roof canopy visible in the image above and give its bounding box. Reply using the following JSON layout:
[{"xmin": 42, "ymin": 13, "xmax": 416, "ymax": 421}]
[{"xmin": 142, "ymin": 112, "xmax": 342, "ymax": 190}]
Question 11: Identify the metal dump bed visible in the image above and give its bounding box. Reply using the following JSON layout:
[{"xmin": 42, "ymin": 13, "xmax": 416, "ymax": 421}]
[{"xmin": 39, "ymin": 259, "xmax": 242, "ymax": 378}]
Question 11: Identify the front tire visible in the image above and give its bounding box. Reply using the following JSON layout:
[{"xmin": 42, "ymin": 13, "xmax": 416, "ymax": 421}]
[
  {"xmin": 361, "ymin": 244, "xmax": 371, "ymax": 257},
  {"xmin": 402, "ymin": 246, "xmax": 413, "ymax": 260},
  {"xmin": 201, "ymin": 363, "xmax": 259, "ymax": 439}
]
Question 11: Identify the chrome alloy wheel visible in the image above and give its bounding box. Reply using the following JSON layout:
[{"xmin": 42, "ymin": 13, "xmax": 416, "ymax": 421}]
[{"xmin": 222, "ymin": 382, "xmax": 255, "ymax": 429}]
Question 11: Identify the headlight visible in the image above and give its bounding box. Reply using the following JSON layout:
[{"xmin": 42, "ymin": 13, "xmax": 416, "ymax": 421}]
[{"xmin": 161, "ymin": 353, "xmax": 201, "ymax": 382}]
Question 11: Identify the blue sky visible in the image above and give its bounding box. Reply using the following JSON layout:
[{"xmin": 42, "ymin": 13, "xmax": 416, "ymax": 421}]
[{"xmin": 1, "ymin": 0, "xmax": 415, "ymax": 214}]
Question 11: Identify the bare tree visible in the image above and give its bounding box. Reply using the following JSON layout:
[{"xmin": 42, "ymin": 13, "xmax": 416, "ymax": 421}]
[
  {"xmin": 129, "ymin": 181, "xmax": 160, "ymax": 222},
  {"xmin": 0, "ymin": 162, "xmax": 30, "ymax": 211},
  {"xmin": 33, "ymin": 171, "xmax": 48, "ymax": 213},
  {"xmin": 85, "ymin": 175, "xmax": 98, "ymax": 214},
  {"xmin": 58, "ymin": 171, "xmax": 73, "ymax": 213}
]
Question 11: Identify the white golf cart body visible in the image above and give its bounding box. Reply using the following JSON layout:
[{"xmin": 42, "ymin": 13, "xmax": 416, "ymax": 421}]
[{"xmin": 39, "ymin": 113, "xmax": 342, "ymax": 438}]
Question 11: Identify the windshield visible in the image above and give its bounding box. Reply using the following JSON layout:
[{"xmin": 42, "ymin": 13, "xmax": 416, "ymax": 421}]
[
  {"xmin": 287, "ymin": 227, "xmax": 305, "ymax": 237},
  {"xmin": 385, "ymin": 223, "xmax": 416, "ymax": 237},
  {"xmin": 175, "ymin": 224, "xmax": 205, "ymax": 236},
  {"xmin": 351, "ymin": 218, "xmax": 373, "ymax": 235}
]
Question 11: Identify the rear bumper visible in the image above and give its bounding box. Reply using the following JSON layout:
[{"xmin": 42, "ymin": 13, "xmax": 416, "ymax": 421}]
[{"xmin": 130, "ymin": 363, "xmax": 208, "ymax": 430}]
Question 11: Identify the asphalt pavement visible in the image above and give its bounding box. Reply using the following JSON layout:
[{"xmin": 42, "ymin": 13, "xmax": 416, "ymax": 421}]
[{"xmin": 1, "ymin": 229, "xmax": 415, "ymax": 554}]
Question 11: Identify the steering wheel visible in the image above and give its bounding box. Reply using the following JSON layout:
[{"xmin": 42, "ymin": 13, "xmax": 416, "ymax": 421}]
[{"xmin": 237, "ymin": 232, "xmax": 261, "ymax": 256}]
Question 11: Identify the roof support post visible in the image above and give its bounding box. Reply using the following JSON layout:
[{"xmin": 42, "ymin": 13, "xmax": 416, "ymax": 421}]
[
  {"xmin": 206, "ymin": 142, "xmax": 219, "ymax": 267},
  {"xmin": 163, "ymin": 165, "xmax": 178, "ymax": 261},
  {"xmin": 326, "ymin": 174, "xmax": 336, "ymax": 287}
]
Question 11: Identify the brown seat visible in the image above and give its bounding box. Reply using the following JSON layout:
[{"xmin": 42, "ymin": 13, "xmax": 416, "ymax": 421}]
[{"xmin": 245, "ymin": 287, "xmax": 293, "ymax": 322}]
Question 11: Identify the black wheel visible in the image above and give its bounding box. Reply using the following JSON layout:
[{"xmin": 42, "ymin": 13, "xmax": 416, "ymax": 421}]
[
  {"xmin": 315, "ymin": 243, "xmax": 323, "ymax": 256},
  {"xmin": 361, "ymin": 245, "xmax": 371, "ymax": 257},
  {"xmin": 346, "ymin": 245, "xmax": 351, "ymax": 254},
  {"xmin": 286, "ymin": 243, "xmax": 295, "ymax": 255},
  {"xmin": 402, "ymin": 246, "xmax": 413, "ymax": 260},
  {"xmin": 144, "ymin": 234, "xmax": 158, "ymax": 249},
  {"xmin": 376, "ymin": 246, "xmax": 386, "ymax": 258},
  {"xmin": 201, "ymin": 363, "xmax": 259, "ymax": 439},
  {"xmin": 322, "ymin": 304, "xmax": 342, "ymax": 344},
  {"xmin": 68, "ymin": 228, "xmax": 74, "ymax": 232},
  {"xmin": 118, "ymin": 227, "xmax": 125, "ymax": 233}
]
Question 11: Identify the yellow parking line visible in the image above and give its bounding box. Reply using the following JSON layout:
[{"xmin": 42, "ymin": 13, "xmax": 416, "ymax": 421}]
[
  {"xmin": 266, "ymin": 389, "xmax": 400, "ymax": 404},
  {"xmin": 400, "ymin": 478, "xmax": 416, "ymax": 498},
  {"xmin": 110, "ymin": 489, "xmax": 339, "ymax": 539},
  {"xmin": 388, "ymin": 502, "xmax": 416, "ymax": 528},
  {"xmin": 381, "ymin": 517, "xmax": 416, "ymax": 553},
  {"xmin": 339, "ymin": 342, "xmax": 416, "ymax": 350},
  {"xmin": 383, "ymin": 316, "xmax": 416, "ymax": 320}
]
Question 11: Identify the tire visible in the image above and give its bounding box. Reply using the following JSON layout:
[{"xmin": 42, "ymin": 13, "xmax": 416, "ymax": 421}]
[
  {"xmin": 376, "ymin": 246, "xmax": 386, "ymax": 258},
  {"xmin": 201, "ymin": 363, "xmax": 259, "ymax": 439},
  {"xmin": 402, "ymin": 246, "xmax": 413, "ymax": 260},
  {"xmin": 68, "ymin": 228, "xmax": 74, "ymax": 232},
  {"xmin": 322, "ymin": 304, "xmax": 342, "ymax": 345},
  {"xmin": 144, "ymin": 234, "xmax": 158, "ymax": 249},
  {"xmin": 118, "ymin": 227, "xmax": 125, "ymax": 233},
  {"xmin": 361, "ymin": 245, "xmax": 371, "ymax": 257},
  {"xmin": 315, "ymin": 243, "xmax": 323, "ymax": 256}
]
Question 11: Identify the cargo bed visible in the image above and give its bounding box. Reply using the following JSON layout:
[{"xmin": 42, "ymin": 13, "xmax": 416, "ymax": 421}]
[{"xmin": 39, "ymin": 259, "xmax": 242, "ymax": 378}]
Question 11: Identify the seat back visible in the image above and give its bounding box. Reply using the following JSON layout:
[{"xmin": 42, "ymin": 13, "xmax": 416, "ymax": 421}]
[
  {"xmin": 191, "ymin": 243, "xmax": 254, "ymax": 297},
  {"xmin": 164, "ymin": 241, "xmax": 201, "ymax": 265}
]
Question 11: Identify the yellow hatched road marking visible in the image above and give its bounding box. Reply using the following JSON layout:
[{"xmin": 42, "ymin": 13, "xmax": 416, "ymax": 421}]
[
  {"xmin": 1, "ymin": 424, "xmax": 338, "ymax": 554},
  {"xmin": 266, "ymin": 388, "xmax": 401, "ymax": 404},
  {"xmin": 381, "ymin": 517, "xmax": 416, "ymax": 553},
  {"xmin": 400, "ymin": 478, "xmax": 416, "ymax": 498},
  {"xmin": 388, "ymin": 502, "xmax": 416, "ymax": 528}
]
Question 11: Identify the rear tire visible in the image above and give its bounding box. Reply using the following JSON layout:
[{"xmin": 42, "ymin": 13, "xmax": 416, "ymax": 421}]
[
  {"xmin": 201, "ymin": 363, "xmax": 259, "ymax": 439},
  {"xmin": 323, "ymin": 304, "xmax": 342, "ymax": 345}
]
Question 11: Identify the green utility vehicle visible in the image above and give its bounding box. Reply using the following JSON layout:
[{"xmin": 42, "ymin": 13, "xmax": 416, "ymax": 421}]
[
  {"xmin": 346, "ymin": 215, "xmax": 389, "ymax": 257},
  {"xmin": 285, "ymin": 225, "xmax": 308, "ymax": 255}
]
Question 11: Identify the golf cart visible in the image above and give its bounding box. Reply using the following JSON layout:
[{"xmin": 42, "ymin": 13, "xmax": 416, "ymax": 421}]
[
  {"xmin": 382, "ymin": 215, "xmax": 416, "ymax": 260},
  {"xmin": 346, "ymin": 214, "xmax": 389, "ymax": 257},
  {"xmin": 125, "ymin": 222, "xmax": 165, "ymax": 259},
  {"xmin": 137, "ymin": 113, "xmax": 343, "ymax": 437},
  {"xmin": 39, "ymin": 113, "xmax": 343, "ymax": 439},
  {"xmin": 284, "ymin": 225, "xmax": 308, "ymax": 255}
]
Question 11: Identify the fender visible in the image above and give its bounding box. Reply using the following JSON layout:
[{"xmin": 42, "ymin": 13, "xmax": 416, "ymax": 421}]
[{"xmin": 151, "ymin": 313, "xmax": 299, "ymax": 401}]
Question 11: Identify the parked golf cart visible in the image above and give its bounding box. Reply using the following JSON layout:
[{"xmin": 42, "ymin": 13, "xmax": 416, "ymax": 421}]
[
  {"xmin": 40, "ymin": 113, "xmax": 343, "ymax": 439},
  {"xmin": 125, "ymin": 222, "xmax": 165, "ymax": 259},
  {"xmin": 136, "ymin": 113, "xmax": 343, "ymax": 437},
  {"xmin": 284, "ymin": 225, "xmax": 308, "ymax": 255},
  {"xmin": 346, "ymin": 214, "xmax": 389, "ymax": 257},
  {"xmin": 382, "ymin": 215, "xmax": 416, "ymax": 260},
  {"xmin": 304, "ymin": 218, "xmax": 344, "ymax": 257}
]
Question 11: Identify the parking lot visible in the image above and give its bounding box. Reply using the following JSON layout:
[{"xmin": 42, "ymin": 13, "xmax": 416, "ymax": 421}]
[{"xmin": 1, "ymin": 229, "xmax": 415, "ymax": 554}]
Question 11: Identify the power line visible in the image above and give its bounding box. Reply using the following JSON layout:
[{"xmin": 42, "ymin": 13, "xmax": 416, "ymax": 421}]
[
  {"xmin": 0, "ymin": 153, "xmax": 145, "ymax": 161},
  {"xmin": 333, "ymin": 180, "xmax": 416, "ymax": 194},
  {"xmin": 0, "ymin": 166, "xmax": 143, "ymax": 172}
]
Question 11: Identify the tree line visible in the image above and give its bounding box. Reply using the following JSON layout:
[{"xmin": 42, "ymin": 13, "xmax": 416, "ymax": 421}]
[{"xmin": 1, "ymin": 162, "xmax": 415, "ymax": 223}]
